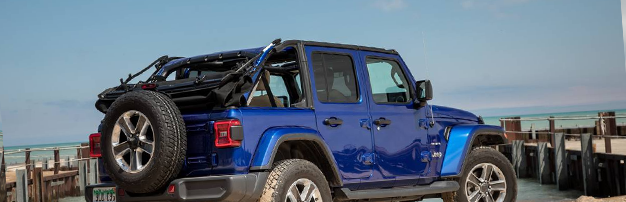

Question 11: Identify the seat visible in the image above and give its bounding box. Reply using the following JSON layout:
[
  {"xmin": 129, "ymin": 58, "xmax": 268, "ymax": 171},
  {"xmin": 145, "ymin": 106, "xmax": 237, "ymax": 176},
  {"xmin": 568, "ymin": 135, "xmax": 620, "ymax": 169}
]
[{"xmin": 249, "ymin": 71, "xmax": 284, "ymax": 107}]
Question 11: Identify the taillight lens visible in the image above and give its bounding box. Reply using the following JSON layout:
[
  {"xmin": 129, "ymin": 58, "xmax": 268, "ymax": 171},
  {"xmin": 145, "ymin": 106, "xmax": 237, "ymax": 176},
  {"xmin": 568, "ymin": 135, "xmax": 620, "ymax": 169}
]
[
  {"xmin": 214, "ymin": 120, "xmax": 243, "ymax": 148},
  {"xmin": 89, "ymin": 133, "xmax": 102, "ymax": 158}
]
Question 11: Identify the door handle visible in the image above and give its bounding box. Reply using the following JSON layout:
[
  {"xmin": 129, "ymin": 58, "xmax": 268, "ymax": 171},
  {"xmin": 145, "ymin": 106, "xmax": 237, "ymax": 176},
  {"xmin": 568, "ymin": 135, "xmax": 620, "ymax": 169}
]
[
  {"xmin": 323, "ymin": 117, "xmax": 343, "ymax": 127},
  {"xmin": 373, "ymin": 118, "xmax": 391, "ymax": 126}
]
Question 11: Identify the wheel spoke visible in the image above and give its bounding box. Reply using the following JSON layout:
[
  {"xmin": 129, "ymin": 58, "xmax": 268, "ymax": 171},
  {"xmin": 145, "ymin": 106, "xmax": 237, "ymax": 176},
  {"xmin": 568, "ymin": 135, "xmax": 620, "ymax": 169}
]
[
  {"xmin": 468, "ymin": 173, "xmax": 481, "ymax": 187},
  {"xmin": 289, "ymin": 185, "xmax": 303, "ymax": 202},
  {"xmin": 117, "ymin": 116, "xmax": 134, "ymax": 138},
  {"xmin": 135, "ymin": 116, "xmax": 149, "ymax": 136},
  {"xmin": 485, "ymin": 192, "xmax": 495, "ymax": 202},
  {"xmin": 113, "ymin": 142, "xmax": 130, "ymax": 157},
  {"xmin": 481, "ymin": 164, "xmax": 494, "ymax": 182},
  {"xmin": 301, "ymin": 184, "xmax": 316, "ymax": 202},
  {"xmin": 490, "ymin": 180, "xmax": 506, "ymax": 191},
  {"xmin": 130, "ymin": 150, "xmax": 138, "ymax": 171},
  {"xmin": 140, "ymin": 143, "xmax": 154, "ymax": 155},
  {"xmin": 468, "ymin": 190, "xmax": 482, "ymax": 202}
]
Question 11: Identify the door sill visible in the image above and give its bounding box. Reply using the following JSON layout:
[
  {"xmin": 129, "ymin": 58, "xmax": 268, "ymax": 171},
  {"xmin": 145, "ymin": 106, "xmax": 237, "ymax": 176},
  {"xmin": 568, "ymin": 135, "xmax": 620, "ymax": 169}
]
[{"xmin": 335, "ymin": 181, "xmax": 459, "ymax": 200}]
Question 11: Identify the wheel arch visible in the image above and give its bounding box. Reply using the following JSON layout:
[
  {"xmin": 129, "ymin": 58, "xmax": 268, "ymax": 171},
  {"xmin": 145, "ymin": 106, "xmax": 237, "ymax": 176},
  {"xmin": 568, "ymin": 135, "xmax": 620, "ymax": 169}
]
[
  {"xmin": 440, "ymin": 124, "xmax": 506, "ymax": 177},
  {"xmin": 249, "ymin": 127, "xmax": 342, "ymax": 187}
]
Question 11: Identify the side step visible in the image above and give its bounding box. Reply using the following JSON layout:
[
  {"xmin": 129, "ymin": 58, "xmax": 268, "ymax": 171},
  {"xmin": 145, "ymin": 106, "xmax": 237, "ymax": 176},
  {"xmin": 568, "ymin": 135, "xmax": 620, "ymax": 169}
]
[{"xmin": 337, "ymin": 181, "xmax": 459, "ymax": 200}]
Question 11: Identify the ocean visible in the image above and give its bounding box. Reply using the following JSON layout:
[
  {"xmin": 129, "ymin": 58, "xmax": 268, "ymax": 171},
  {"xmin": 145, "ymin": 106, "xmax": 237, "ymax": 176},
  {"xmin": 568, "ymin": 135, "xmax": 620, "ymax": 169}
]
[
  {"xmin": 482, "ymin": 109, "xmax": 626, "ymax": 131},
  {"xmin": 3, "ymin": 142, "xmax": 83, "ymax": 166}
]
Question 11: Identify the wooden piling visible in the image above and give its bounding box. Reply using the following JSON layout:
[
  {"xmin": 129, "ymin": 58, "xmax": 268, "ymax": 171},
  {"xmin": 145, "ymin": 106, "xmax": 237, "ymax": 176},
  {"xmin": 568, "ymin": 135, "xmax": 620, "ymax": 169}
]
[
  {"xmin": 512, "ymin": 140, "xmax": 527, "ymax": 177},
  {"xmin": 554, "ymin": 133, "xmax": 568, "ymax": 190},
  {"xmin": 16, "ymin": 169, "xmax": 27, "ymax": 202},
  {"xmin": 43, "ymin": 158, "xmax": 48, "ymax": 170},
  {"xmin": 54, "ymin": 148, "xmax": 60, "ymax": 174},
  {"xmin": 89, "ymin": 159, "xmax": 98, "ymax": 185},
  {"xmin": 549, "ymin": 116, "xmax": 556, "ymax": 146},
  {"xmin": 581, "ymin": 133, "xmax": 598, "ymax": 196},
  {"xmin": 0, "ymin": 150, "xmax": 6, "ymax": 202},
  {"xmin": 24, "ymin": 148, "xmax": 31, "ymax": 179},
  {"xmin": 33, "ymin": 167, "xmax": 43, "ymax": 202},
  {"xmin": 79, "ymin": 160, "xmax": 87, "ymax": 196},
  {"xmin": 537, "ymin": 142, "xmax": 551, "ymax": 184}
]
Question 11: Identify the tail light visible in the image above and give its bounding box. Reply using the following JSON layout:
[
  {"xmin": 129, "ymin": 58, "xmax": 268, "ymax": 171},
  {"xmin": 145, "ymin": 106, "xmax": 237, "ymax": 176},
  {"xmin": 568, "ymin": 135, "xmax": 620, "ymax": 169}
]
[
  {"xmin": 214, "ymin": 120, "xmax": 243, "ymax": 148},
  {"xmin": 89, "ymin": 133, "xmax": 102, "ymax": 157}
]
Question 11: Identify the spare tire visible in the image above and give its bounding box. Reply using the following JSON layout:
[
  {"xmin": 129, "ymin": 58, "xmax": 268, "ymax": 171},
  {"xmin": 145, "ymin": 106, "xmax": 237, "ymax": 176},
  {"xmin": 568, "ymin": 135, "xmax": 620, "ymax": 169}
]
[{"xmin": 100, "ymin": 90, "xmax": 186, "ymax": 194}]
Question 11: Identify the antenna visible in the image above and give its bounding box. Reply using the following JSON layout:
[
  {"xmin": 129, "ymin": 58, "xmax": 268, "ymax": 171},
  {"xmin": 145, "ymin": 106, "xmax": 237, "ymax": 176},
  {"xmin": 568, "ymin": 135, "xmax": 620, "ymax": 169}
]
[{"xmin": 421, "ymin": 31, "xmax": 436, "ymax": 127}]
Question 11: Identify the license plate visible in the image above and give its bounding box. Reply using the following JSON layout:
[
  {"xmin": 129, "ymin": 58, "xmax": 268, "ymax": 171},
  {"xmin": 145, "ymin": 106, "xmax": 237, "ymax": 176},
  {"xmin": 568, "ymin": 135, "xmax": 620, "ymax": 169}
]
[{"xmin": 93, "ymin": 187, "xmax": 116, "ymax": 202}]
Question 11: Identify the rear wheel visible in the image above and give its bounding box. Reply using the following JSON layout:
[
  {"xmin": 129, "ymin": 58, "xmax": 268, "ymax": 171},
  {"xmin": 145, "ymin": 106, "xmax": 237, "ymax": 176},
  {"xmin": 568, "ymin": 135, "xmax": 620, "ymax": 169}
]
[
  {"xmin": 259, "ymin": 159, "xmax": 332, "ymax": 202},
  {"xmin": 101, "ymin": 90, "xmax": 186, "ymax": 194}
]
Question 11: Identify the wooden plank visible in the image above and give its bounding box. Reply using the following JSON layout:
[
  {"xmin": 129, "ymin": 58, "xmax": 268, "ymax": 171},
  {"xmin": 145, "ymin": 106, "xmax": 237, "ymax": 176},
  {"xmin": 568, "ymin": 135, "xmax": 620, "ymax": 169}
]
[
  {"xmin": 512, "ymin": 140, "xmax": 527, "ymax": 177},
  {"xmin": 581, "ymin": 133, "xmax": 598, "ymax": 196},
  {"xmin": 549, "ymin": 116, "xmax": 556, "ymax": 146},
  {"xmin": 54, "ymin": 148, "xmax": 60, "ymax": 174},
  {"xmin": 0, "ymin": 151, "xmax": 6, "ymax": 202},
  {"xmin": 89, "ymin": 159, "xmax": 98, "ymax": 185},
  {"xmin": 24, "ymin": 148, "xmax": 31, "ymax": 180},
  {"xmin": 33, "ymin": 167, "xmax": 43, "ymax": 202},
  {"xmin": 15, "ymin": 169, "xmax": 27, "ymax": 202},
  {"xmin": 538, "ymin": 142, "xmax": 551, "ymax": 184},
  {"xmin": 79, "ymin": 160, "xmax": 87, "ymax": 196},
  {"xmin": 554, "ymin": 133, "xmax": 569, "ymax": 190}
]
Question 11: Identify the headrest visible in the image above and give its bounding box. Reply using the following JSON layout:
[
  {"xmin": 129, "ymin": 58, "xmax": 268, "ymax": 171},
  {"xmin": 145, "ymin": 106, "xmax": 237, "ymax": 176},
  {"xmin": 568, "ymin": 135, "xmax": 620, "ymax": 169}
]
[{"xmin": 256, "ymin": 71, "xmax": 271, "ymax": 91}]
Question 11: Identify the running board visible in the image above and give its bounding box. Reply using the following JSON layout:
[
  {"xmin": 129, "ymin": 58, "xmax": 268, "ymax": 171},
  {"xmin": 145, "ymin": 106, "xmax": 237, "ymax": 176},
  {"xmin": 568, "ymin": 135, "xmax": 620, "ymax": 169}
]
[{"xmin": 336, "ymin": 181, "xmax": 459, "ymax": 200}]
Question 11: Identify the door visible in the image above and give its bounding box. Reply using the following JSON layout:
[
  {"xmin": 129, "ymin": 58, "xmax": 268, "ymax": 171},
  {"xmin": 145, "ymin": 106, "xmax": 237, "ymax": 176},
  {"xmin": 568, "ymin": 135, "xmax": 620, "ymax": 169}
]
[
  {"xmin": 305, "ymin": 46, "xmax": 374, "ymax": 184},
  {"xmin": 359, "ymin": 52, "xmax": 430, "ymax": 186}
]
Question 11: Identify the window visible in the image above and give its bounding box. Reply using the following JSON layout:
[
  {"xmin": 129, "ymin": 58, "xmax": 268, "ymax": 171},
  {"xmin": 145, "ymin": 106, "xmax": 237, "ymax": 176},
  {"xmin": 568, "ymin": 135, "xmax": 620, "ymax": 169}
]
[
  {"xmin": 252, "ymin": 75, "xmax": 290, "ymax": 106},
  {"xmin": 311, "ymin": 53, "xmax": 359, "ymax": 103},
  {"xmin": 366, "ymin": 58, "xmax": 411, "ymax": 103}
]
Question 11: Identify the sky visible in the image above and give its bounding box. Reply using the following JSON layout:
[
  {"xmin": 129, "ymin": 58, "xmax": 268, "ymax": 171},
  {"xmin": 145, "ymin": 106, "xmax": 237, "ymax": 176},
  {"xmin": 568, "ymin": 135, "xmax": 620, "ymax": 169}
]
[{"xmin": 0, "ymin": 0, "xmax": 625, "ymax": 146}]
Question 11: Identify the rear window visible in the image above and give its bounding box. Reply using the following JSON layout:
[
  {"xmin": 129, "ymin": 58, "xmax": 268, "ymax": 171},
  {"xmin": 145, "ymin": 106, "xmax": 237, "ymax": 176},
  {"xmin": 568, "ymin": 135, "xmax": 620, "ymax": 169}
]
[{"xmin": 311, "ymin": 53, "xmax": 359, "ymax": 103}]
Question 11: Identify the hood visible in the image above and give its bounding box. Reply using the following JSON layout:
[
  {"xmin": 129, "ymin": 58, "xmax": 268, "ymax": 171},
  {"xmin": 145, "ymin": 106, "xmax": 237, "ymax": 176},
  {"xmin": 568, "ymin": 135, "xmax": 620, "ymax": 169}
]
[{"xmin": 430, "ymin": 105, "xmax": 480, "ymax": 122}]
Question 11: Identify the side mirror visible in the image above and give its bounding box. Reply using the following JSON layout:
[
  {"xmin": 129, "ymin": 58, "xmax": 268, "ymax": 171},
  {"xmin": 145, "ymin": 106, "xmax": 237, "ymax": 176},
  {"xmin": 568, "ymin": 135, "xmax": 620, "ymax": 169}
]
[{"xmin": 416, "ymin": 80, "xmax": 433, "ymax": 101}]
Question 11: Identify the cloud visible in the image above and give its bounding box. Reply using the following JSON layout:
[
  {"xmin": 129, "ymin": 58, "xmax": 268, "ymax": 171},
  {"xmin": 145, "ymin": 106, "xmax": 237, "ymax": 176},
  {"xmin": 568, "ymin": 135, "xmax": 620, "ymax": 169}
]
[{"xmin": 372, "ymin": 0, "xmax": 408, "ymax": 12}]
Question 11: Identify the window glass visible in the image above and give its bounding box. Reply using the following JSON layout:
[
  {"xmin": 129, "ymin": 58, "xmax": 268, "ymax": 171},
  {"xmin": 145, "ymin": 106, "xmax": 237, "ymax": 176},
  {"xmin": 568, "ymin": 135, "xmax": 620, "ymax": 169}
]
[
  {"xmin": 252, "ymin": 75, "xmax": 290, "ymax": 106},
  {"xmin": 311, "ymin": 53, "xmax": 359, "ymax": 103},
  {"xmin": 366, "ymin": 58, "xmax": 411, "ymax": 103}
]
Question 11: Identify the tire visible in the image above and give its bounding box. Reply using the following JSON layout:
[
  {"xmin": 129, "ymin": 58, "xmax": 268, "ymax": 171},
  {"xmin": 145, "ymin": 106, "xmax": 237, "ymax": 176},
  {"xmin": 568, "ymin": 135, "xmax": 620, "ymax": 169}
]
[
  {"xmin": 101, "ymin": 90, "xmax": 187, "ymax": 194},
  {"xmin": 259, "ymin": 159, "xmax": 332, "ymax": 202},
  {"xmin": 456, "ymin": 147, "xmax": 517, "ymax": 202}
]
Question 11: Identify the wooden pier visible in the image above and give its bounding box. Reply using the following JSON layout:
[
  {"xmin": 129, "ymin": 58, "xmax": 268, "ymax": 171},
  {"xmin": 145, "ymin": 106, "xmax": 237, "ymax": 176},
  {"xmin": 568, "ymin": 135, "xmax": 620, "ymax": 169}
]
[
  {"xmin": 499, "ymin": 111, "xmax": 626, "ymax": 197},
  {"xmin": 0, "ymin": 143, "xmax": 99, "ymax": 202}
]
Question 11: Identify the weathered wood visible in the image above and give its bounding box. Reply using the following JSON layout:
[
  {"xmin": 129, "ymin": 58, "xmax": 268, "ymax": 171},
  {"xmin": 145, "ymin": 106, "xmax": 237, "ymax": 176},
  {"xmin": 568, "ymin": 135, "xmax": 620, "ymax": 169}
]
[
  {"xmin": 54, "ymin": 148, "xmax": 60, "ymax": 174},
  {"xmin": 549, "ymin": 116, "xmax": 556, "ymax": 146},
  {"xmin": 554, "ymin": 133, "xmax": 568, "ymax": 190},
  {"xmin": 42, "ymin": 158, "xmax": 48, "ymax": 170},
  {"xmin": 512, "ymin": 140, "xmax": 527, "ymax": 177},
  {"xmin": 79, "ymin": 160, "xmax": 87, "ymax": 196},
  {"xmin": 537, "ymin": 142, "xmax": 551, "ymax": 184},
  {"xmin": 24, "ymin": 148, "xmax": 31, "ymax": 180},
  {"xmin": 16, "ymin": 169, "xmax": 28, "ymax": 202},
  {"xmin": 89, "ymin": 159, "xmax": 98, "ymax": 185},
  {"xmin": 0, "ymin": 151, "xmax": 6, "ymax": 202},
  {"xmin": 33, "ymin": 167, "xmax": 43, "ymax": 202},
  {"xmin": 531, "ymin": 123, "xmax": 537, "ymax": 141},
  {"xmin": 581, "ymin": 133, "xmax": 598, "ymax": 196}
]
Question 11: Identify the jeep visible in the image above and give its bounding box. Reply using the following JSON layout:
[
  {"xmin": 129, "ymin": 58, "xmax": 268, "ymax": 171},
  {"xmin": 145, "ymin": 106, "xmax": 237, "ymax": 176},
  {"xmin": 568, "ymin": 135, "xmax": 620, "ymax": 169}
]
[{"xmin": 86, "ymin": 39, "xmax": 516, "ymax": 202}]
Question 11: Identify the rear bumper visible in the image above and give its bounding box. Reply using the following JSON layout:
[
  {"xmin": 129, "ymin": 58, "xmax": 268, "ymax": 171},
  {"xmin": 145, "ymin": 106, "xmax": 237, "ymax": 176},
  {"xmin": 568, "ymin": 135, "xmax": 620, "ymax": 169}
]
[{"xmin": 86, "ymin": 172, "xmax": 269, "ymax": 202}]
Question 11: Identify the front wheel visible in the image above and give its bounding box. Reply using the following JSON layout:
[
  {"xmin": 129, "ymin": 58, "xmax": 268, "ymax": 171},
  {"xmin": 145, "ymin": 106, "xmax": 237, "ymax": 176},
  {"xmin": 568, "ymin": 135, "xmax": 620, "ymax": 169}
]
[
  {"xmin": 456, "ymin": 147, "xmax": 517, "ymax": 202},
  {"xmin": 259, "ymin": 159, "xmax": 332, "ymax": 202}
]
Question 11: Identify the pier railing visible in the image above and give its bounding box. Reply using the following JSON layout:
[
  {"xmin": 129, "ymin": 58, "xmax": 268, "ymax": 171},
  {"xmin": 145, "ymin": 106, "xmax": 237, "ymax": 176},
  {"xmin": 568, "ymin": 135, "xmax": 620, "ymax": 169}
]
[
  {"xmin": 0, "ymin": 143, "xmax": 99, "ymax": 202},
  {"xmin": 499, "ymin": 111, "xmax": 626, "ymax": 197}
]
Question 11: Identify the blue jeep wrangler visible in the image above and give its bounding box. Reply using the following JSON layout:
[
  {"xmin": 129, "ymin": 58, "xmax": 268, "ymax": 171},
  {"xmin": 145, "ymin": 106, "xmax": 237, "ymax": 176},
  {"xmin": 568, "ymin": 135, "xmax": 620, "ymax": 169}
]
[{"xmin": 86, "ymin": 39, "xmax": 516, "ymax": 202}]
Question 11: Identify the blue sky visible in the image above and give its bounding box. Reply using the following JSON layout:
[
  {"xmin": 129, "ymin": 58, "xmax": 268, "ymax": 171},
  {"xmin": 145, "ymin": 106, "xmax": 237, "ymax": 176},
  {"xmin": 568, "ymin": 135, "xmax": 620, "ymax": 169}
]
[{"xmin": 1, "ymin": 0, "xmax": 625, "ymax": 146}]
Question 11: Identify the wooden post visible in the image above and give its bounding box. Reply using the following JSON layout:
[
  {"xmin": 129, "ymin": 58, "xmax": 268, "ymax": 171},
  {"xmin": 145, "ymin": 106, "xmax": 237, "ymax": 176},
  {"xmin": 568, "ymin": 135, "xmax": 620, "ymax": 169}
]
[
  {"xmin": 32, "ymin": 167, "xmax": 43, "ymax": 202},
  {"xmin": 65, "ymin": 156, "xmax": 70, "ymax": 169},
  {"xmin": 24, "ymin": 148, "xmax": 31, "ymax": 179},
  {"xmin": 42, "ymin": 158, "xmax": 48, "ymax": 170},
  {"xmin": 0, "ymin": 150, "xmax": 6, "ymax": 202},
  {"xmin": 537, "ymin": 142, "xmax": 551, "ymax": 184},
  {"xmin": 89, "ymin": 159, "xmax": 98, "ymax": 185},
  {"xmin": 599, "ymin": 112, "xmax": 616, "ymax": 153},
  {"xmin": 554, "ymin": 133, "xmax": 568, "ymax": 190},
  {"xmin": 54, "ymin": 148, "xmax": 60, "ymax": 174},
  {"xmin": 79, "ymin": 160, "xmax": 87, "ymax": 196},
  {"xmin": 512, "ymin": 140, "xmax": 527, "ymax": 178},
  {"xmin": 549, "ymin": 116, "xmax": 556, "ymax": 147},
  {"xmin": 581, "ymin": 133, "xmax": 598, "ymax": 196},
  {"xmin": 16, "ymin": 169, "xmax": 28, "ymax": 202},
  {"xmin": 531, "ymin": 123, "xmax": 537, "ymax": 142}
]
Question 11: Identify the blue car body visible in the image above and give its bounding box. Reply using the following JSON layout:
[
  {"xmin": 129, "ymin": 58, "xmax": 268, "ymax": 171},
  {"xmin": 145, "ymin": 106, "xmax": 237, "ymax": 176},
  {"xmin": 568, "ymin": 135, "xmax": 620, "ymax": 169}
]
[{"xmin": 91, "ymin": 40, "xmax": 506, "ymax": 201}]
